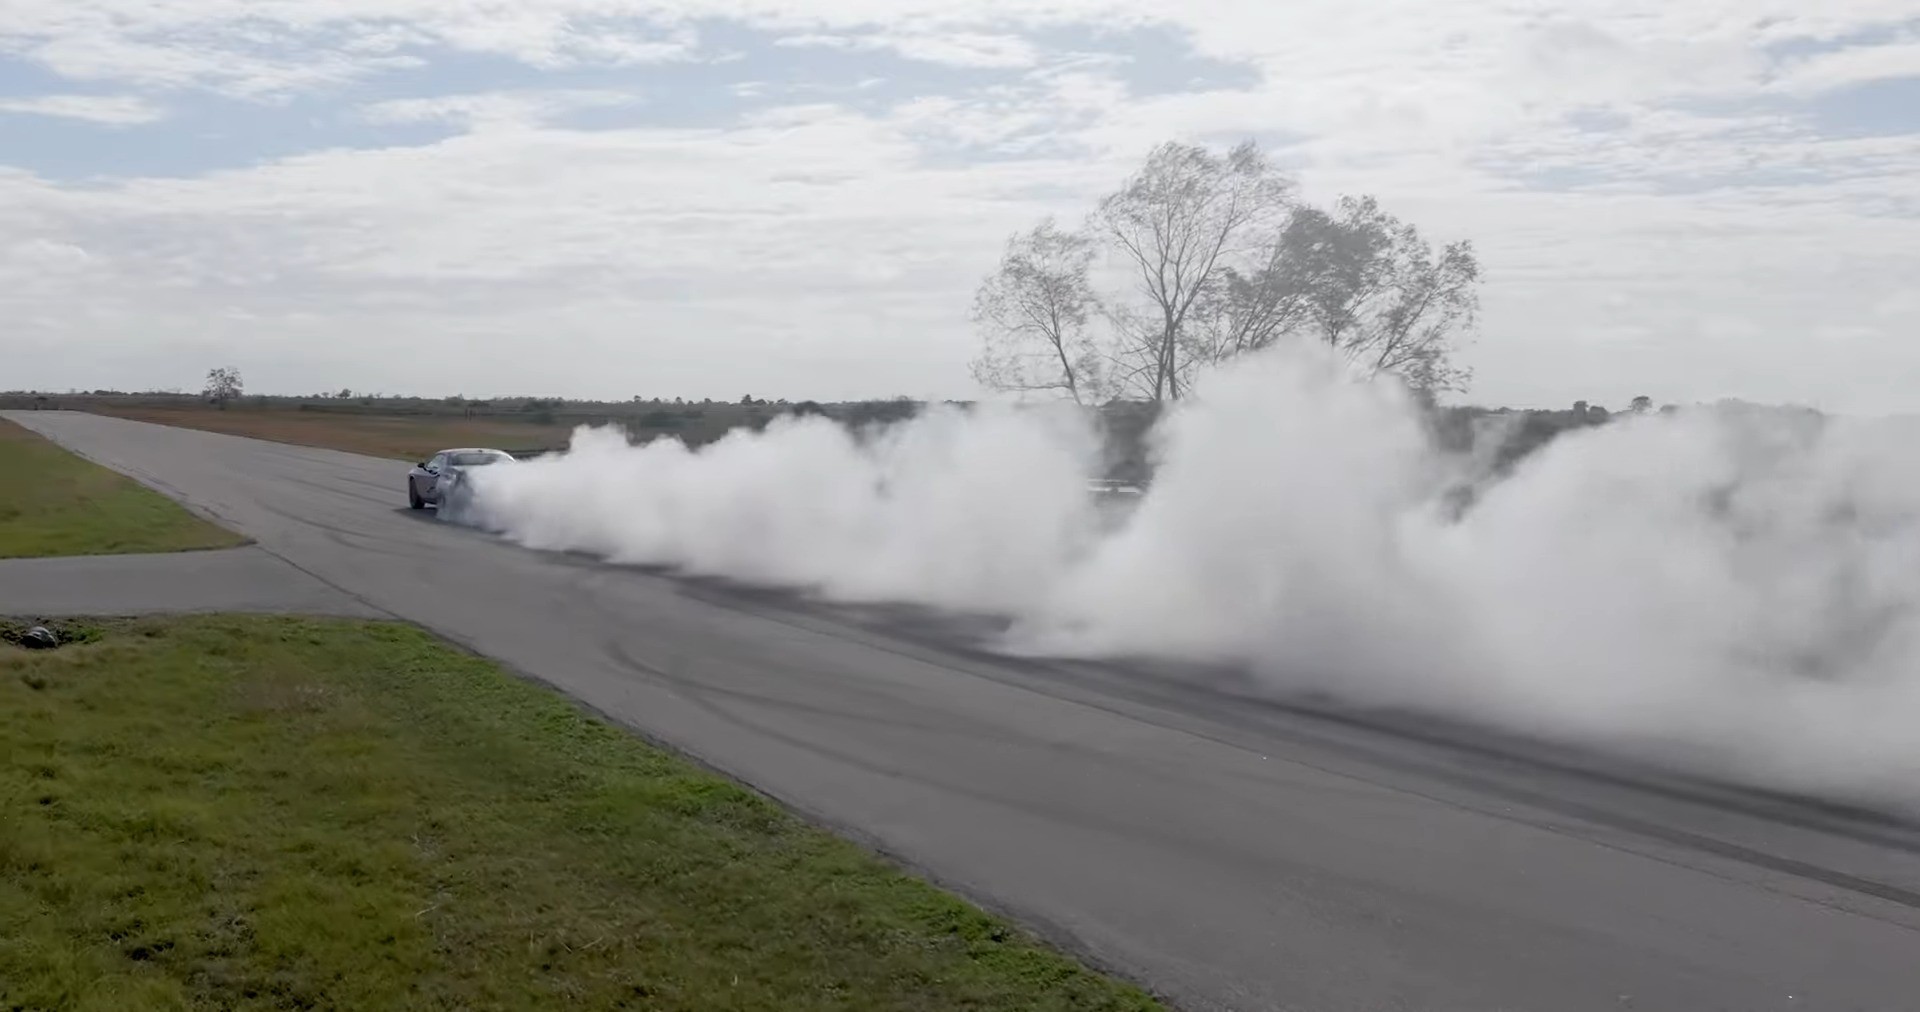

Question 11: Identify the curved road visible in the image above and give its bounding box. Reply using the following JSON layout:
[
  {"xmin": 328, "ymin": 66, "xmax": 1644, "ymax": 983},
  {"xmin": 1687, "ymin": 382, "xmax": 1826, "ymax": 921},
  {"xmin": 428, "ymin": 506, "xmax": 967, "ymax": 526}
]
[{"xmin": 8, "ymin": 409, "xmax": 1920, "ymax": 1012}]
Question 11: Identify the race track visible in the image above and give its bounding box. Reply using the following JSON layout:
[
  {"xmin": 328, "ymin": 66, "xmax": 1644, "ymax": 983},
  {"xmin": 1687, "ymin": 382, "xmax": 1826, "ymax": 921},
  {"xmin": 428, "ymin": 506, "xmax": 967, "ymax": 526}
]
[{"xmin": 7, "ymin": 409, "xmax": 1920, "ymax": 1012}]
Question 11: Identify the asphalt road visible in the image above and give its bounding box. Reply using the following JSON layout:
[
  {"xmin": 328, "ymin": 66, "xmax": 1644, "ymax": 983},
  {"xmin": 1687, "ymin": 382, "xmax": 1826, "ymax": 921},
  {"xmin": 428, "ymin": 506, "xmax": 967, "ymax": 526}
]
[
  {"xmin": 0, "ymin": 545, "xmax": 376, "ymax": 616},
  {"xmin": 9, "ymin": 409, "xmax": 1920, "ymax": 1012}
]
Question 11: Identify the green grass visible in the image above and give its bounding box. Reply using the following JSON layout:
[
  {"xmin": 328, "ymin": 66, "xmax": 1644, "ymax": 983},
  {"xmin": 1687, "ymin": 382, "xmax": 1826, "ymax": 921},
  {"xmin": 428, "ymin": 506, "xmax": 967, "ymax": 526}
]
[
  {"xmin": 0, "ymin": 615, "xmax": 1161, "ymax": 1011},
  {"xmin": 0, "ymin": 419, "xmax": 245, "ymax": 559}
]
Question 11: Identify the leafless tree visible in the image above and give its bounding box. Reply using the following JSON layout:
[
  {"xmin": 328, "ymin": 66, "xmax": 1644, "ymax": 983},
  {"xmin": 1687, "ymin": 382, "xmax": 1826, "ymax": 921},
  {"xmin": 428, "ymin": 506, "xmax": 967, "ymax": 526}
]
[
  {"xmin": 968, "ymin": 219, "xmax": 1102, "ymax": 404},
  {"xmin": 969, "ymin": 140, "xmax": 1481, "ymax": 403},
  {"xmin": 1092, "ymin": 140, "xmax": 1293, "ymax": 401},
  {"xmin": 1369, "ymin": 232, "xmax": 1480, "ymax": 394},
  {"xmin": 204, "ymin": 366, "xmax": 243, "ymax": 409},
  {"xmin": 1232, "ymin": 195, "xmax": 1479, "ymax": 393},
  {"xmin": 1184, "ymin": 220, "xmax": 1319, "ymax": 379}
]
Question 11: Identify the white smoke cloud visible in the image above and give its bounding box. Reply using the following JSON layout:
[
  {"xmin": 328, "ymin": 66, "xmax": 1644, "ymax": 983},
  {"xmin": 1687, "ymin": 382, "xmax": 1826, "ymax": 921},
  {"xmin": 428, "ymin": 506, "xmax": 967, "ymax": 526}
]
[
  {"xmin": 463, "ymin": 342, "xmax": 1920, "ymax": 809},
  {"xmin": 467, "ymin": 400, "xmax": 1105, "ymax": 612}
]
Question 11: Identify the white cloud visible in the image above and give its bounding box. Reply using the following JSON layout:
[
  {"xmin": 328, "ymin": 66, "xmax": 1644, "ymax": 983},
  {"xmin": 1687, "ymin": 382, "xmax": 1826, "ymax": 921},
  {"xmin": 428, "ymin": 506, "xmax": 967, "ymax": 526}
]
[
  {"xmin": 0, "ymin": 92, "xmax": 162, "ymax": 124},
  {"xmin": 1770, "ymin": 39, "xmax": 1920, "ymax": 95},
  {"xmin": 425, "ymin": 13, "xmax": 697, "ymax": 69},
  {"xmin": 773, "ymin": 33, "xmax": 857, "ymax": 50},
  {"xmin": 0, "ymin": 2, "xmax": 696, "ymax": 97},
  {"xmin": 774, "ymin": 28, "xmax": 1039, "ymax": 67},
  {"xmin": 362, "ymin": 89, "xmax": 643, "ymax": 128},
  {"xmin": 5, "ymin": 237, "xmax": 93, "ymax": 268},
  {"xmin": 868, "ymin": 31, "xmax": 1040, "ymax": 68},
  {"xmin": 0, "ymin": 103, "xmax": 1081, "ymax": 398},
  {"xmin": 20, "ymin": 27, "xmax": 417, "ymax": 97}
]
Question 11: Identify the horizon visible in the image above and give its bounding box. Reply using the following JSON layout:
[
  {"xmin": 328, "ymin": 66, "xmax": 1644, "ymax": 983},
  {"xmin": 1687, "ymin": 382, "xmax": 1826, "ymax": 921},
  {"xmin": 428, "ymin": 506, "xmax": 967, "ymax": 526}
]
[{"xmin": 0, "ymin": 381, "xmax": 1866, "ymax": 418}]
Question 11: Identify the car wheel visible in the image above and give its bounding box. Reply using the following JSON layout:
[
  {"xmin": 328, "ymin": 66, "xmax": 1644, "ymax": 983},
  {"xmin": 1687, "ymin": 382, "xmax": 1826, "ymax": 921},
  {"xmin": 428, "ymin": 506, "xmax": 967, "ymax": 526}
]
[
  {"xmin": 409, "ymin": 484, "xmax": 425, "ymax": 509},
  {"xmin": 442, "ymin": 483, "xmax": 469, "ymax": 522}
]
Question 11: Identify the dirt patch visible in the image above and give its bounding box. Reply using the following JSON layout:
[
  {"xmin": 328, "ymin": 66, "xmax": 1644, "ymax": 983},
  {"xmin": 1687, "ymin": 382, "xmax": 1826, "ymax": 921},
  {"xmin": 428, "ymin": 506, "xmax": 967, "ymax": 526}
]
[
  {"xmin": 0, "ymin": 618, "xmax": 107, "ymax": 649},
  {"xmin": 89, "ymin": 405, "xmax": 578, "ymax": 462}
]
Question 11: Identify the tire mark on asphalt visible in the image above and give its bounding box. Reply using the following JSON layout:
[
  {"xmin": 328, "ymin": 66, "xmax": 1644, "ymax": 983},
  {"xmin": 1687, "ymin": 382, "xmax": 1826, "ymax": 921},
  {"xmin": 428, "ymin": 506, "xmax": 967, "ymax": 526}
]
[{"xmin": 640, "ymin": 578, "xmax": 1920, "ymax": 918}]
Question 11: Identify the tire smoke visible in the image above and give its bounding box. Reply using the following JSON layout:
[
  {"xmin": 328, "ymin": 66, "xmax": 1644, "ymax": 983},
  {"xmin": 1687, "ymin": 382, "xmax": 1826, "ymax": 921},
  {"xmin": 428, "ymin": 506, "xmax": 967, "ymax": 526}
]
[{"xmin": 464, "ymin": 343, "xmax": 1920, "ymax": 808}]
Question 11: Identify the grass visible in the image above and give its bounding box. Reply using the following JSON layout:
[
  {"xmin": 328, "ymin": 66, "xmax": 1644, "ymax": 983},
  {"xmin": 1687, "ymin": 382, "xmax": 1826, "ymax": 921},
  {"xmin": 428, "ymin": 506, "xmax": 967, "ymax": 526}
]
[
  {"xmin": 0, "ymin": 419, "xmax": 245, "ymax": 559},
  {"xmin": 0, "ymin": 614, "xmax": 1162, "ymax": 1012},
  {"xmin": 83, "ymin": 405, "xmax": 580, "ymax": 464}
]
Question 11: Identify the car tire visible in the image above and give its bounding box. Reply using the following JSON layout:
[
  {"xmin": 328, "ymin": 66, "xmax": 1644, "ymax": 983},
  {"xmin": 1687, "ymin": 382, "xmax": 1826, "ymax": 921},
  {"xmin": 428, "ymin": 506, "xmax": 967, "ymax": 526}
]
[{"xmin": 409, "ymin": 485, "xmax": 425, "ymax": 509}]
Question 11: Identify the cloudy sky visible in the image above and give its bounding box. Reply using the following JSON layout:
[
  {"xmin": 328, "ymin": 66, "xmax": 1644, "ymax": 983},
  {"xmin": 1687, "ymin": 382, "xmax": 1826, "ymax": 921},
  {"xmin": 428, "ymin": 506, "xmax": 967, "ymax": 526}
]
[{"xmin": 2, "ymin": 2, "xmax": 1916, "ymax": 412}]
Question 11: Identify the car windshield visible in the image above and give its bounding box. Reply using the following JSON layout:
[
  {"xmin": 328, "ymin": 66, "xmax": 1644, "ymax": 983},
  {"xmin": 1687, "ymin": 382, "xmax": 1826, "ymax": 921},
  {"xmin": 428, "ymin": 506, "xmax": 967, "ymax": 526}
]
[{"xmin": 448, "ymin": 452, "xmax": 508, "ymax": 466}]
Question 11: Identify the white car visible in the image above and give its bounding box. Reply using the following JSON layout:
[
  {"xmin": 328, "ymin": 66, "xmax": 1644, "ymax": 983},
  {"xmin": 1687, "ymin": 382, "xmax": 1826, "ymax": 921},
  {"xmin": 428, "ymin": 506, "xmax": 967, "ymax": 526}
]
[{"xmin": 407, "ymin": 447, "xmax": 515, "ymax": 511}]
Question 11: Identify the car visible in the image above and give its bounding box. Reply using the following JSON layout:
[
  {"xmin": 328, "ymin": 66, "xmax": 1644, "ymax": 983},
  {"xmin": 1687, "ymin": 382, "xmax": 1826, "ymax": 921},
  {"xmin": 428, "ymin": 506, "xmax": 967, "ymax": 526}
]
[
  {"xmin": 1087, "ymin": 478, "xmax": 1145, "ymax": 529},
  {"xmin": 408, "ymin": 447, "xmax": 516, "ymax": 511}
]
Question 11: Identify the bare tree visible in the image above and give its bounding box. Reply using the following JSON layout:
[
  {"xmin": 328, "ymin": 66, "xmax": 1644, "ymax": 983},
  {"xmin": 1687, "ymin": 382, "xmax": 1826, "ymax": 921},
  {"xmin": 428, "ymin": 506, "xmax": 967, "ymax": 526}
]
[
  {"xmin": 1242, "ymin": 195, "xmax": 1479, "ymax": 393},
  {"xmin": 969, "ymin": 139, "xmax": 1481, "ymax": 403},
  {"xmin": 204, "ymin": 366, "xmax": 243, "ymax": 410},
  {"xmin": 968, "ymin": 219, "xmax": 1102, "ymax": 404},
  {"xmin": 1369, "ymin": 229, "xmax": 1480, "ymax": 394},
  {"xmin": 1093, "ymin": 140, "xmax": 1293, "ymax": 401},
  {"xmin": 1187, "ymin": 237, "xmax": 1313, "ymax": 373}
]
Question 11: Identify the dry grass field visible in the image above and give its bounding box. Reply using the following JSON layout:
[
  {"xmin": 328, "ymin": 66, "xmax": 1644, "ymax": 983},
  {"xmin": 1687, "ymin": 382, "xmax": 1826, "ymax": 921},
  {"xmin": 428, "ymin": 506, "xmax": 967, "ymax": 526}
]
[{"xmin": 83, "ymin": 405, "xmax": 579, "ymax": 462}]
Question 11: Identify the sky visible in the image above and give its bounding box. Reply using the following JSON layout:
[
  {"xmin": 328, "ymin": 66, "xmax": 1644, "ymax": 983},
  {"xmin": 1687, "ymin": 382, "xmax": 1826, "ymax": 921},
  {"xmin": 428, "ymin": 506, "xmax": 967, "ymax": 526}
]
[{"xmin": 1, "ymin": 2, "xmax": 1916, "ymax": 412}]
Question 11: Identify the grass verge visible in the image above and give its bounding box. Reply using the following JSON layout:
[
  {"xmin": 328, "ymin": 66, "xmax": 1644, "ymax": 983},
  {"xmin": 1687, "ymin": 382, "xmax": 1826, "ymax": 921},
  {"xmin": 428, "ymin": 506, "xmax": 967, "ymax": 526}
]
[
  {"xmin": 0, "ymin": 614, "xmax": 1162, "ymax": 1011},
  {"xmin": 0, "ymin": 419, "xmax": 245, "ymax": 559}
]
